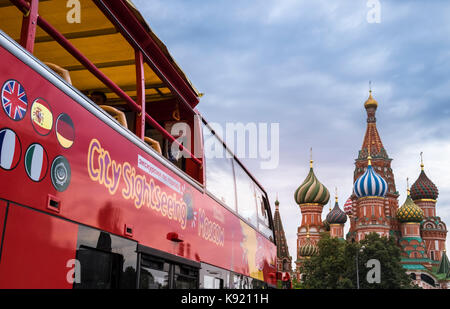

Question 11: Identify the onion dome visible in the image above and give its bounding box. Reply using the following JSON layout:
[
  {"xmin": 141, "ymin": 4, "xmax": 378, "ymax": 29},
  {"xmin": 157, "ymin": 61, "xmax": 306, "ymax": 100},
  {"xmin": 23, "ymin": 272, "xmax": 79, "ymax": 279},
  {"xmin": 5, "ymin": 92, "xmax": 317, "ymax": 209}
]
[
  {"xmin": 294, "ymin": 159, "xmax": 330, "ymax": 205},
  {"xmin": 326, "ymin": 196, "xmax": 347, "ymax": 224},
  {"xmin": 397, "ymin": 189, "xmax": 424, "ymax": 223},
  {"xmin": 274, "ymin": 198, "xmax": 280, "ymax": 210},
  {"xmin": 353, "ymin": 156, "xmax": 388, "ymax": 198},
  {"xmin": 410, "ymin": 159, "xmax": 438, "ymax": 201},
  {"xmin": 364, "ymin": 90, "xmax": 378, "ymax": 109},
  {"xmin": 299, "ymin": 227, "xmax": 318, "ymax": 257},
  {"xmin": 343, "ymin": 197, "xmax": 353, "ymax": 215}
]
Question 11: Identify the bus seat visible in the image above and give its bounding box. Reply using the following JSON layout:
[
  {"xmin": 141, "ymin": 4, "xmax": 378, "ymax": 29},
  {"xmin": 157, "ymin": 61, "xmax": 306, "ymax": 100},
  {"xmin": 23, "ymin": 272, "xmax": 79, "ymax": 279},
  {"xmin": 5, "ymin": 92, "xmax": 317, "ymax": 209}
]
[
  {"xmin": 44, "ymin": 62, "xmax": 72, "ymax": 85},
  {"xmin": 144, "ymin": 136, "xmax": 162, "ymax": 154},
  {"xmin": 99, "ymin": 105, "xmax": 128, "ymax": 128}
]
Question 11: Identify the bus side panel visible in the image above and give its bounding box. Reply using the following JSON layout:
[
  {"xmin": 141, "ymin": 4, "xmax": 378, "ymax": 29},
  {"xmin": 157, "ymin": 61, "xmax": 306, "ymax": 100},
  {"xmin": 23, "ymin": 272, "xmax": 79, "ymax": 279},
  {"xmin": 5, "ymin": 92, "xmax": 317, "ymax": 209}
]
[
  {"xmin": 0, "ymin": 205, "xmax": 78, "ymax": 288},
  {"xmin": 0, "ymin": 200, "xmax": 6, "ymax": 253}
]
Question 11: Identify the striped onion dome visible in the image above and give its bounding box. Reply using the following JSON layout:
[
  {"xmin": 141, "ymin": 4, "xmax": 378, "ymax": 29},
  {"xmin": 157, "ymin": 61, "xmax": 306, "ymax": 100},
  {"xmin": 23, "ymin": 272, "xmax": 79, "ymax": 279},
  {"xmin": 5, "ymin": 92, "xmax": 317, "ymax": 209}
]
[
  {"xmin": 343, "ymin": 197, "xmax": 353, "ymax": 215},
  {"xmin": 326, "ymin": 198, "xmax": 347, "ymax": 224},
  {"xmin": 397, "ymin": 191, "xmax": 424, "ymax": 223},
  {"xmin": 299, "ymin": 237, "xmax": 318, "ymax": 257},
  {"xmin": 294, "ymin": 160, "xmax": 330, "ymax": 205},
  {"xmin": 353, "ymin": 156, "xmax": 388, "ymax": 198},
  {"xmin": 410, "ymin": 164, "xmax": 438, "ymax": 201}
]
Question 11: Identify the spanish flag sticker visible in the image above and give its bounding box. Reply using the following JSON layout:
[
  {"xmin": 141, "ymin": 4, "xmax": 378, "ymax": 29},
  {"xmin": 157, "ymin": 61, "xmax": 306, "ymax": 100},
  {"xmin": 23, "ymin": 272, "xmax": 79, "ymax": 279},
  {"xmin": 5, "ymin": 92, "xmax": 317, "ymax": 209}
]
[
  {"xmin": 56, "ymin": 113, "xmax": 75, "ymax": 149},
  {"xmin": 31, "ymin": 98, "xmax": 53, "ymax": 136}
]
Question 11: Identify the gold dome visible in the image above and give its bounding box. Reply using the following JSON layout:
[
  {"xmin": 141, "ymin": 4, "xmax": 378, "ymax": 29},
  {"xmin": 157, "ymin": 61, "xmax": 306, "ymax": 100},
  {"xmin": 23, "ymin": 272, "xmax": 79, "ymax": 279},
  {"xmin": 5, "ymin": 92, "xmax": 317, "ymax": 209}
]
[{"xmin": 364, "ymin": 90, "xmax": 378, "ymax": 108}]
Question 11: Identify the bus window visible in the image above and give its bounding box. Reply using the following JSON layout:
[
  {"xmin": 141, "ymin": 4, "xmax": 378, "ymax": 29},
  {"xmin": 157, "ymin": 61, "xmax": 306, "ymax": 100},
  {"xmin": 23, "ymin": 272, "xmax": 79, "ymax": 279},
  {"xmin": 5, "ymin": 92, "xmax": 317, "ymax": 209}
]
[
  {"xmin": 139, "ymin": 257, "xmax": 170, "ymax": 289},
  {"xmin": 173, "ymin": 264, "xmax": 199, "ymax": 289},
  {"xmin": 255, "ymin": 187, "xmax": 274, "ymax": 240},
  {"xmin": 234, "ymin": 162, "xmax": 258, "ymax": 227},
  {"xmin": 203, "ymin": 276, "xmax": 223, "ymax": 289},
  {"xmin": 199, "ymin": 263, "xmax": 229, "ymax": 289},
  {"xmin": 139, "ymin": 254, "xmax": 199, "ymax": 289},
  {"xmin": 231, "ymin": 273, "xmax": 253, "ymax": 289},
  {"xmin": 75, "ymin": 245, "xmax": 122, "ymax": 289},
  {"xmin": 74, "ymin": 226, "xmax": 138, "ymax": 289},
  {"xmin": 203, "ymin": 125, "xmax": 237, "ymax": 211}
]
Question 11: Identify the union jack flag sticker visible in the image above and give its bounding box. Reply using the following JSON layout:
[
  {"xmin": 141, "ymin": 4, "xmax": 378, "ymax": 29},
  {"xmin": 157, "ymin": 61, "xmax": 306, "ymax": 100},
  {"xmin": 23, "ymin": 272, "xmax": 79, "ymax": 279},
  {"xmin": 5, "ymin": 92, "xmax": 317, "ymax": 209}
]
[{"xmin": 1, "ymin": 80, "xmax": 28, "ymax": 121}]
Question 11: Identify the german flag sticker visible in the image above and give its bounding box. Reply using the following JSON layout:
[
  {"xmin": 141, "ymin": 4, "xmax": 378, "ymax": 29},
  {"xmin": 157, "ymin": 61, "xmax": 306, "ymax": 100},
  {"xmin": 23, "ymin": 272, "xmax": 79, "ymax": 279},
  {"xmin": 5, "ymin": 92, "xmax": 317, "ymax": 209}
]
[
  {"xmin": 31, "ymin": 98, "xmax": 53, "ymax": 136},
  {"xmin": 56, "ymin": 113, "xmax": 75, "ymax": 149}
]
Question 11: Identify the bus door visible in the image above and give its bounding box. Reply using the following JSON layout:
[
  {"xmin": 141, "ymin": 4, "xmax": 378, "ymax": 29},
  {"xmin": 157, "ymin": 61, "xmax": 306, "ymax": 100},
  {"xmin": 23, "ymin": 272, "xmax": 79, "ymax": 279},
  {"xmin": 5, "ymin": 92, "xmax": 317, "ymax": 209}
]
[{"xmin": 137, "ymin": 245, "xmax": 200, "ymax": 289}]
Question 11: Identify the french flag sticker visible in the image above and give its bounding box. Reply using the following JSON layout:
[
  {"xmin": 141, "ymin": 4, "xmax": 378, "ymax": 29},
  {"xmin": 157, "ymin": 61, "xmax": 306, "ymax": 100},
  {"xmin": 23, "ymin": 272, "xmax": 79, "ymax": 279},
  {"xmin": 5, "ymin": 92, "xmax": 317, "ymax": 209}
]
[{"xmin": 0, "ymin": 128, "xmax": 22, "ymax": 170}]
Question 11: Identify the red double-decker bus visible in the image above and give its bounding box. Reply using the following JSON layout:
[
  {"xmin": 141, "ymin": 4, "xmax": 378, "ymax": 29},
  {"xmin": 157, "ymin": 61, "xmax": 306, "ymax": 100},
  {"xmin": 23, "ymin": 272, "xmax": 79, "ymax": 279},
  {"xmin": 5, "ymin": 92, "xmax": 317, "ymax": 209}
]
[{"xmin": 0, "ymin": 0, "xmax": 277, "ymax": 289}]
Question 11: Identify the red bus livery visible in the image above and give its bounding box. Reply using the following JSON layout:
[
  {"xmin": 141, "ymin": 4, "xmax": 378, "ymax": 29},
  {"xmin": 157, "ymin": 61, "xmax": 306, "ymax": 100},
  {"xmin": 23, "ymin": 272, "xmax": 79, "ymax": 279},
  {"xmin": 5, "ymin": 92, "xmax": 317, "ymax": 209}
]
[{"xmin": 0, "ymin": 0, "xmax": 277, "ymax": 289}]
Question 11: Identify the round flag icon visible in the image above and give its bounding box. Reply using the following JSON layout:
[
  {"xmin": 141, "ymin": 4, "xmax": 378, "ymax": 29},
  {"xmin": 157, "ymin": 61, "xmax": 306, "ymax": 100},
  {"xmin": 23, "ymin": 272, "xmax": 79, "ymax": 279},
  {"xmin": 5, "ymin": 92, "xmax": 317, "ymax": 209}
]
[
  {"xmin": 51, "ymin": 155, "xmax": 71, "ymax": 192},
  {"xmin": 0, "ymin": 128, "xmax": 21, "ymax": 170},
  {"xmin": 1, "ymin": 79, "xmax": 28, "ymax": 121},
  {"xmin": 25, "ymin": 143, "xmax": 49, "ymax": 182},
  {"xmin": 56, "ymin": 113, "xmax": 75, "ymax": 149},
  {"xmin": 31, "ymin": 98, "xmax": 53, "ymax": 136}
]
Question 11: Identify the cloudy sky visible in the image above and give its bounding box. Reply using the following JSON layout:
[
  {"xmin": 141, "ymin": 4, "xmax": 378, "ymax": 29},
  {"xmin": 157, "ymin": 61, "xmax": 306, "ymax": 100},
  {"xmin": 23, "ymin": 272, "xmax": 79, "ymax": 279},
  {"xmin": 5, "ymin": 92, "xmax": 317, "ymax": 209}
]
[{"xmin": 133, "ymin": 0, "xmax": 450, "ymax": 267}]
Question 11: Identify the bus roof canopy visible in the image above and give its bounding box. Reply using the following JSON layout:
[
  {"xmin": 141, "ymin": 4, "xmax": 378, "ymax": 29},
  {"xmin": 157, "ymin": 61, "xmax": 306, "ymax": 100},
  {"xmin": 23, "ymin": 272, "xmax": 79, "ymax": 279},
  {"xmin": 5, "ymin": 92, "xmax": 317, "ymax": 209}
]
[{"xmin": 0, "ymin": 0, "xmax": 200, "ymax": 107}]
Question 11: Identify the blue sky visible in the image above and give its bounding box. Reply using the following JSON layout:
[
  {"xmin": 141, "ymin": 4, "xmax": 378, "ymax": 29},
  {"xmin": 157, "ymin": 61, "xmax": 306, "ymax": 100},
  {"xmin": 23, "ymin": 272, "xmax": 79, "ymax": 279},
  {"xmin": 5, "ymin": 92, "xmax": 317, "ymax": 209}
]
[{"xmin": 134, "ymin": 0, "xmax": 450, "ymax": 268}]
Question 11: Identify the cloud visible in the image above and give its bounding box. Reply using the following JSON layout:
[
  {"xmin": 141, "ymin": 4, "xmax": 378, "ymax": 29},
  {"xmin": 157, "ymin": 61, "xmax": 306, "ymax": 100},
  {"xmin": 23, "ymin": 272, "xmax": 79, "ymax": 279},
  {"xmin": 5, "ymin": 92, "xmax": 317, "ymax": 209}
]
[{"xmin": 132, "ymin": 0, "xmax": 450, "ymax": 271}]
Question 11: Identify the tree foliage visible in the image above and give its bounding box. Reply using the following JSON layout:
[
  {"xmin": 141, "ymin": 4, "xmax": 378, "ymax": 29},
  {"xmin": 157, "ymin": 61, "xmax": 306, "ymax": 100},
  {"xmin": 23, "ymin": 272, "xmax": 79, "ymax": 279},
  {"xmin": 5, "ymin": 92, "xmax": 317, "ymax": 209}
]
[{"xmin": 299, "ymin": 233, "xmax": 416, "ymax": 289}]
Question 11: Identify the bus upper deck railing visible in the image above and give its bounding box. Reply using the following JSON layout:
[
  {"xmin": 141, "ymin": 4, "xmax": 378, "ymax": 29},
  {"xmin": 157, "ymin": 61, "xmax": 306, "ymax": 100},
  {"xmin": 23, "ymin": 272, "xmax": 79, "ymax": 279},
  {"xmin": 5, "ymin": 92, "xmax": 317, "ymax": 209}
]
[{"xmin": 9, "ymin": 0, "xmax": 203, "ymax": 167}]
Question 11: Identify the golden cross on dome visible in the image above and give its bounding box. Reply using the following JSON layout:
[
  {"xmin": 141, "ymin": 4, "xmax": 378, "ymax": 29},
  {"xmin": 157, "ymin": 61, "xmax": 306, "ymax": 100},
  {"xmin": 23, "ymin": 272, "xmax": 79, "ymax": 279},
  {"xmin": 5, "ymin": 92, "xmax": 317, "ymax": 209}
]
[
  {"xmin": 420, "ymin": 152, "xmax": 424, "ymax": 170},
  {"xmin": 369, "ymin": 80, "xmax": 372, "ymax": 93},
  {"xmin": 335, "ymin": 187, "xmax": 338, "ymax": 203},
  {"xmin": 406, "ymin": 177, "xmax": 410, "ymax": 195},
  {"xmin": 310, "ymin": 147, "xmax": 313, "ymax": 168}
]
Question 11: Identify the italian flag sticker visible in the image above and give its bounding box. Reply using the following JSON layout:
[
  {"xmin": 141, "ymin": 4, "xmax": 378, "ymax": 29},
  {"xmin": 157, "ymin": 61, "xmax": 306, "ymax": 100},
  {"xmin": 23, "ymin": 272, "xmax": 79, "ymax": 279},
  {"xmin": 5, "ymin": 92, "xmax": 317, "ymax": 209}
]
[{"xmin": 25, "ymin": 143, "xmax": 49, "ymax": 182}]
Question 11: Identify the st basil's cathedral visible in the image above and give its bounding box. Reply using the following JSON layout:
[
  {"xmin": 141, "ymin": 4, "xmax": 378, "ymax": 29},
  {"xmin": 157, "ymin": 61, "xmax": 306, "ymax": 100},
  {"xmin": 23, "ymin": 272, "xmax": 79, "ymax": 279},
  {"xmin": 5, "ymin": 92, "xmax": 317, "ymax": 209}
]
[{"xmin": 279, "ymin": 90, "xmax": 450, "ymax": 289}]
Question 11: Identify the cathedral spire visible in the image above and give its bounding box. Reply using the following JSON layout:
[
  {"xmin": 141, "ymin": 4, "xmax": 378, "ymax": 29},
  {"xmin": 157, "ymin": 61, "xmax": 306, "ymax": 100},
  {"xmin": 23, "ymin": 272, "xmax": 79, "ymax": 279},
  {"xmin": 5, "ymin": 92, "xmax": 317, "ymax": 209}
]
[
  {"xmin": 273, "ymin": 198, "xmax": 293, "ymax": 274},
  {"xmin": 360, "ymin": 89, "xmax": 386, "ymax": 159}
]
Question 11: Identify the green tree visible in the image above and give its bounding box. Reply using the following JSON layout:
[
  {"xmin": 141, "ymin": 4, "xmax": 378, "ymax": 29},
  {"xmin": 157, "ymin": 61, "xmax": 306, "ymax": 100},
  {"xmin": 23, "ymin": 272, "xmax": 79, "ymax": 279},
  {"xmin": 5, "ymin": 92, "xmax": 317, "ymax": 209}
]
[
  {"xmin": 300, "ymin": 232, "xmax": 416, "ymax": 289},
  {"xmin": 357, "ymin": 233, "xmax": 415, "ymax": 289},
  {"xmin": 299, "ymin": 233, "xmax": 351, "ymax": 289}
]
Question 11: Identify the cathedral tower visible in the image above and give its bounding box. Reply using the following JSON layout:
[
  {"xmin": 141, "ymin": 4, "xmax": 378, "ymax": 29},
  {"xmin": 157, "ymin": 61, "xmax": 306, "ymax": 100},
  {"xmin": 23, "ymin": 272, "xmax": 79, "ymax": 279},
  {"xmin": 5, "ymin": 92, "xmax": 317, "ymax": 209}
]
[
  {"xmin": 397, "ymin": 182, "xmax": 427, "ymax": 261},
  {"xmin": 349, "ymin": 91, "xmax": 400, "ymax": 241},
  {"xmin": 326, "ymin": 190, "xmax": 347, "ymax": 239},
  {"xmin": 273, "ymin": 198, "xmax": 293, "ymax": 277},
  {"xmin": 294, "ymin": 153, "xmax": 330, "ymax": 280},
  {"xmin": 410, "ymin": 155, "xmax": 447, "ymax": 262}
]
